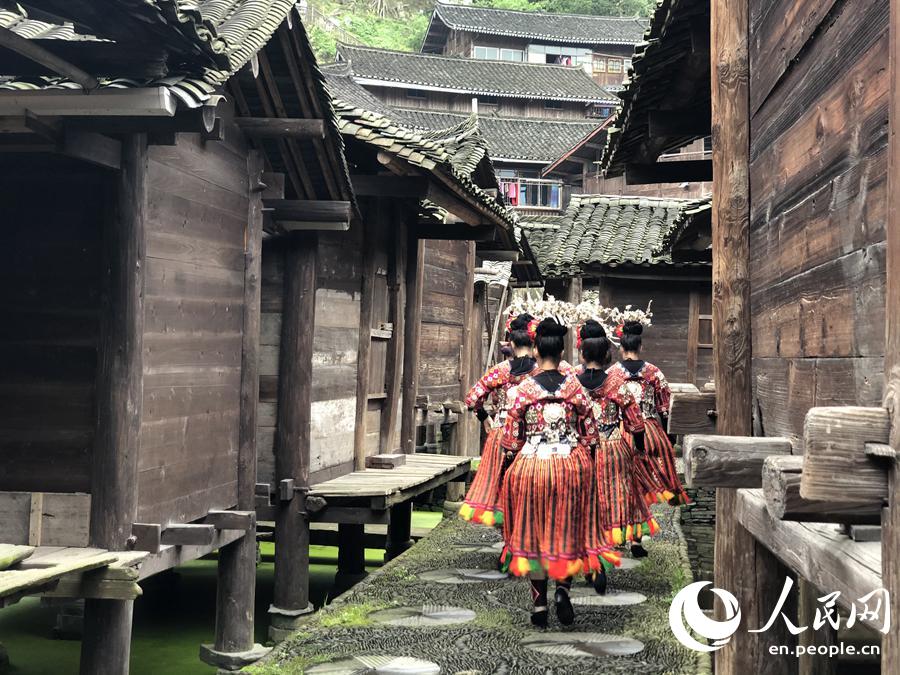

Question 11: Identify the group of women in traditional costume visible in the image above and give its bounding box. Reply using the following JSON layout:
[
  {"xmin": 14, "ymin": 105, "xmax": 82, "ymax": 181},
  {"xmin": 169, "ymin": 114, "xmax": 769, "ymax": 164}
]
[{"xmin": 459, "ymin": 301, "xmax": 687, "ymax": 627}]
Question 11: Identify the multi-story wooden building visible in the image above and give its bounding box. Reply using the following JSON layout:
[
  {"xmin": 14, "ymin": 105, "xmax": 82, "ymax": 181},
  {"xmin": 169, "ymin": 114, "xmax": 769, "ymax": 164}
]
[
  {"xmin": 326, "ymin": 49, "xmax": 611, "ymax": 212},
  {"xmin": 421, "ymin": 2, "xmax": 645, "ymax": 90}
]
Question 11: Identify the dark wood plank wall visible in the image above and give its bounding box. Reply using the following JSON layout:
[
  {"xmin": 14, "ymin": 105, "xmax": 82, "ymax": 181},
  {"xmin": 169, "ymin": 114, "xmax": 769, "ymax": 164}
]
[
  {"xmin": 0, "ymin": 160, "xmax": 106, "ymax": 493},
  {"xmin": 748, "ymin": 0, "xmax": 888, "ymax": 441},
  {"xmin": 419, "ymin": 240, "xmax": 469, "ymax": 403},
  {"xmin": 367, "ymin": 85, "xmax": 590, "ymax": 120},
  {"xmin": 138, "ymin": 134, "xmax": 249, "ymax": 525},
  {"xmin": 599, "ymin": 277, "xmax": 713, "ymax": 386},
  {"xmin": 258, "ymin": 226, "xmax": 367, "ymax": 487}
]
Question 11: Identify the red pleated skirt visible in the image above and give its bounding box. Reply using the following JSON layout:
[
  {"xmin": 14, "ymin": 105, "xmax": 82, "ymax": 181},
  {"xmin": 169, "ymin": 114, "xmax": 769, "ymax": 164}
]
[
  {"xmin": 499, "ymin": 444, "xmax": 619, "ymax": 581},
  {"xmin": 593, "ymin": 432, "xmax": 659, "ymax": 544},
  {"xmin": 642, "ymin": 419, "xmax": 691, "ymax": 505},
  {"xmin": 459, "ymin": 427, "xmax": 505, "ymax": 527}
]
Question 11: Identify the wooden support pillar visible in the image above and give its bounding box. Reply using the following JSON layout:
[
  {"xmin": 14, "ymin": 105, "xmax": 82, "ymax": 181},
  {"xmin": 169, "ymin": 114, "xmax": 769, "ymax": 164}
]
[
  {"xmin": 80, "ymin": 133, "xmax": 146, "ymax": 675},
  {"xmin": 562, "ymin": 276, "xmax": 583, "ymax": 365},
  {"xmin": 399, "ymin": 237, "xmax": 424, "ymax": 454},
  {"xmin": 380, "ymin": 210, "xmax": 407, "ymax": 453},
  {"xmin": 335, "ymin": 523, "xmax": 367, "ymax": 589},
  {"xmin": 385, "ymin": 501, "xmax": 413, "ymax": 561},
  {"xmin": 710, "ymin": 0, "xmax": 784, "ymax": 670},
  {"xmin": 797, "ymin": 579, "xmax": 838, "ymax": 675},
  {"xmin": 884, "ymin": 0, "xmax": 900, "ymax": 668},
  {"xmin": 200, "ymin": 152, "xmax": 268, "ymax": 670},
  {"xmin": 353, "ymin": 201, "xmax": 378, "ymax": 470},
  {"xmin": 687, "ymin": 291, "xmax": 701, "ymax": 385},
  {"xmin": 269, "ymin": 232, "xmax": 317, "ymax": 642}
]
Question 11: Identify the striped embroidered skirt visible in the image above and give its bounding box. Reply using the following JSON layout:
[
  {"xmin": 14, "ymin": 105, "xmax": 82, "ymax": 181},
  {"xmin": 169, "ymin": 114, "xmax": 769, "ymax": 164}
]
[
  {"xmin": 499, "ymin": 444, "xmax": 619, "ymax": 581},
  {"xmin": 459, "ymin": 427, "xmax": 505, "ymax": 527},
  {"xmin": 593, "ymin": 431, "xmax": 659, "ymax": 545},
  {"xmin": 642, "ymin": 419, "xmax": 691, "ymax": 505}
]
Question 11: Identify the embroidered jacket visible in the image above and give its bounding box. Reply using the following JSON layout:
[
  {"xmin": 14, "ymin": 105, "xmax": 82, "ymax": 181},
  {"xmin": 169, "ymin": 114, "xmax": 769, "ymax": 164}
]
[
  {"xmin": 465, "ymin": 357, "xmax": 538, "ymax": 427},
  {"xmin": 501, "ymin": 373, "xmax": 599, "ymax": 453},
  {"xmin": 605, "ymin": 360, "xmax": 671, "ymax": 431},
  {"xmin": 576, "ymin": 367, "xmax": 643, "ymax": 437}
]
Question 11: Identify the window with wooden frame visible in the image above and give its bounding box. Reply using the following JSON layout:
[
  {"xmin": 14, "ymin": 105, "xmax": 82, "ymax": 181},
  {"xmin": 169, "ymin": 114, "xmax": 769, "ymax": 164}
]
[
  {"xmin": 406, "ymin": 88, "xmax": 427, "ymax": 100},
  {"xmin": 607, "ymin": 59, "xmax": 623, "ymax": 73},
  {"xmin": 592, "ymin": 57, "xmax": 606, "ymax": 72}
]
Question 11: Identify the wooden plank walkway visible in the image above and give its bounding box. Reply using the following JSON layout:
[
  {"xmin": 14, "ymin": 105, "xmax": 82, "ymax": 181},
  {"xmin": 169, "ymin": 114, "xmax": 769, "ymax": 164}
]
[
  {"xmin": 0, "ymin": 544, "xmax": 147, "ymax": 607},
  {"xmin": 309, "ymin": 454, "xmax": 472, "ymax": 508}
]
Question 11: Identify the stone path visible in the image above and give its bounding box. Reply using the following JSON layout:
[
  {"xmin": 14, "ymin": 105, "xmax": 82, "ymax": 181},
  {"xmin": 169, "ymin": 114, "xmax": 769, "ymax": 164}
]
[{"xmin": 251, "ymin": 503, "xmax": 709, "ymax": 675}]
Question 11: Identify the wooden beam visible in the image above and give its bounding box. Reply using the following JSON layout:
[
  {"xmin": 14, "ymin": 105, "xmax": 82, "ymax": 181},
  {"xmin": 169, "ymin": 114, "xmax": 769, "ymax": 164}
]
[
  {"xmin": 647, "ymin": 106, "xmax": 712, "ymax": 138},
  {"xmin": 412, "ymin": 223, "xmax": 496, "ymax": 241},
  {"xmin": 0, "ymin": 88, "xmax": 176, "ymax": 117},
  {"xmin": 736, "ymin": 489, "xmax": 884, "ymax": 633},
  {"xmin": 350, "ymin": 174, "xmax": 428, "ymax": 198},
  {"xmin": 799, "ymin": 407, "xmax": 891, "ymax": 504},
  {"xmin": 477, "ymin": 249, "xmax": 519, "ymax": 262},
  {"xmin": 625, "ymin": 159, "xmax": 712, "ymax": 185},
  {"xmin": 399, "ymin": 238, "xmax": 425, "ymax": 453},
  {"xmin": 683, "ymin": 435, "xmax": 792, "ymax": 488},
  {"xmin": 130, "ymin": 523, "xmax": 161, "ymax": 554},
  {"xmin": 277, "ymin": 220, "xmax": 350, "ymax": 232},
  {"xmin": 353, "ymin": 204, "xmax": 379, "ymax": 470},
  {"xmin": 62, "ymin": 130, "xmax": 121, "ymax": 170},
  {"xmin": 668, "ymin": 392, "xmax": 717, "ymax": 435},
  {"xmin": 271, "ymin": 231, "xmax": 317, "ymax": 632},
  {"xmin": 205, "ymin": 510, "xmax": 255, "ymax": 531},
  {"xmin": 160, "ymin": 524, "xmax": 215, "ymax": 546},
  {"xmin": 236, "ymin": 117, "xmax": 324, "ymax": 139},
  {"xmin": 710, "ymin": 0, "xmax": 759, "ymax": 667},
  {"xmin": 0, "ymin": 26, "xmax": 99, "ymax": 89},
  {"xmin": 762, "ymin": 456, "xmax": 880, "ymax": 524},
  {"xmin": 425, "ymin": 181, "xmax": 488, "ymax": 226},
  {"xmin": 263, "ymin": 199, "xmax": 351, "ymax": 222}
]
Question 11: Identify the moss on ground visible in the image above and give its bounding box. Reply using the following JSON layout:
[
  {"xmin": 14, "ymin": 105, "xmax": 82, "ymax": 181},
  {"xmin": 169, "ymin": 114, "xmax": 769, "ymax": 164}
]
[{"xmin": 252, "ymin": 506, "xmax": 708, "ymax": 674}]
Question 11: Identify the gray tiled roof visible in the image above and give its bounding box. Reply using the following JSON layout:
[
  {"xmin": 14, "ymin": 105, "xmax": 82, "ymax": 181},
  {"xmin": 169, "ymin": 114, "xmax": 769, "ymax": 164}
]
[
  {"xmin": 396, "ymin": 109, "xmax": 602, "ymax": 163},
  {"xmin": 600, "ymin": 0, "xmax": 710, "ymax": 176},
  {"xmin": 0, "ymin": 1, "xmax": 295, "ymax": 107},
  {"xmin": 429, "ymin": 3, "xmax": 647, "ymax": 46},
  {"xmin": 335, "ymin": 44, "xmax": 617, "ymax": 103},
  {"xmin": 521, "ymin": 194, "xmax": 709, "ymax": 277}
]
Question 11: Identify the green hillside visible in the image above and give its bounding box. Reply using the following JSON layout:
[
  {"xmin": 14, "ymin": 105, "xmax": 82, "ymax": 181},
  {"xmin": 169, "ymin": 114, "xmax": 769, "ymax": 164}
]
[{"xmin": 307, "ymin": 0, "xmax": 655, "ymax": 62}]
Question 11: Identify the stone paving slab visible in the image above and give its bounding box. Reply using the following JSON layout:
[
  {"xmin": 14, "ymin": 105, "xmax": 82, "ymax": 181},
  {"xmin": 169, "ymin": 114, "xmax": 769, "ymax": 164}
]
[{"xmin": 248, "ymin": 503, "xmax": 710, "ymax": 675}]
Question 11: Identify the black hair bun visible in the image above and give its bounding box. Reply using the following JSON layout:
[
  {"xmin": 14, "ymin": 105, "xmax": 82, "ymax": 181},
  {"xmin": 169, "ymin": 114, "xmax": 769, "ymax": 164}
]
[
  {"xmin": 509, "ymin": 313, "xmax": 533, "ymax": 331},
  {"xmin": 580, "ymin": 319, "xmax": 606, "ymax": 340},
  {"xmin": 623, "ymin": 321, "xmax": 643, "ymax": 336},
  {"xmin": 536, "ymin": 317, "xmax": 567, "ymax": 338}
]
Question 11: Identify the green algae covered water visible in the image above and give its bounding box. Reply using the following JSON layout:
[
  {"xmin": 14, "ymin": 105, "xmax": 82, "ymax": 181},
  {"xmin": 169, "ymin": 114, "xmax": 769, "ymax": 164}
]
[{"xmin": 0, "ymin": 512, "xmax": 442, "ymax": 674}]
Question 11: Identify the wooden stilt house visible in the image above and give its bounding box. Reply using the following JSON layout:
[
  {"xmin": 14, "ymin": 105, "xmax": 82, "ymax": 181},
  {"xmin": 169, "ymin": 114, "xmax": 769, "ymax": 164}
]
[
  {"xmin": 0, "ymin": 3, "xmax": 353, "ymax": 672},
  {"xmin": 241, "ymin": 66, "xmax": 520, "ymax": 639}
]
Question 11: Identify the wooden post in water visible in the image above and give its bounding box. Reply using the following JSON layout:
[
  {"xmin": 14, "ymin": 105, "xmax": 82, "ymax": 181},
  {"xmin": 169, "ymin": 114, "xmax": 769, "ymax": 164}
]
[
  {"xmin": 80, "ymin": 133, "xmax": 146, "ymax": 675},
  {"xmin": 269, "ymin": 231, "xmax": 317, "ymax": 641},
  {"xmin": 882, "ymin": 0, "xmax": 900, "ymax": 668},
  {"xmin": 710, "ymin": 0, "xmax": 793, "ymax": 669},
  {"xmin": 201, "ymin": 151, "xmax": 267, "ymax": 668},
  {"xmin": 399, "ymin": 238, "xmax": 424, "ymax": 453}
]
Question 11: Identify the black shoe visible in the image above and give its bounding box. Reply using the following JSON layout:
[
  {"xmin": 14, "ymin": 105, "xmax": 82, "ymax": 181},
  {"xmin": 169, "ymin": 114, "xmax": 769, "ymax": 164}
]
[
  {"xmin": 554, "ymin": 587, "xmax": 575, "ymax": 625},
  {"xmin": 631, "ymin": 543, "xmax": 648, "ymax": 558},
  {"xmin": 531, "ymin": 607, "xmax": 548, "ymax": 628},
  {"xmin": 593, "ymin": 569, "xmax": 607, "ymax": 595}
]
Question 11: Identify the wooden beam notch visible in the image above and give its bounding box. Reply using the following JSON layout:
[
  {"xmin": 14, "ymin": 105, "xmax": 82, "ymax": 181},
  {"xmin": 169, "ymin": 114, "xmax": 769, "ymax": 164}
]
[{"xmin": 682, "ymin": 435, "xmax": 793, "ymax": 488}]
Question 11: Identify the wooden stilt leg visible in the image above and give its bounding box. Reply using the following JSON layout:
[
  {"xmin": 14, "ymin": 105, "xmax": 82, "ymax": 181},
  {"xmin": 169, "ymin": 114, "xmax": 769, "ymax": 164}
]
[
  {"xmin": 336, "ymin": 524, "xmax": 367, "ymax": 589},
  {"xmin": 200, "ymin": 518, "xmax": 268, "ymax": 671},
  {"xmin": 79, "ymin": 600, "xmax": 134, "ymax": 674},
  {"xmin": 269, "ymin": 232, "xmax": 317, "ymax": 642},
  {"xmin": 386, "ymin": 501, "xmax": 413, "ymax": 561}
]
